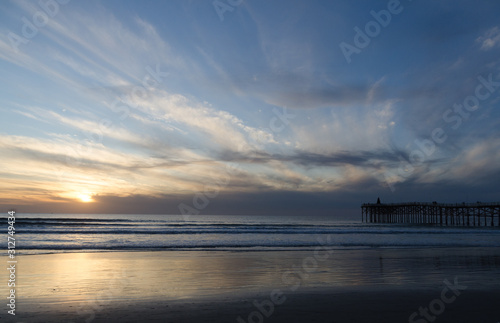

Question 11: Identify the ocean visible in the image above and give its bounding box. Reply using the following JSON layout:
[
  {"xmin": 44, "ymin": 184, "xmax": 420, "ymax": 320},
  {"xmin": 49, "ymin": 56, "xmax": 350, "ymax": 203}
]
[
  {"xmin": 7, "ymin": 213, "xmax": 500, "ymax": 323},
  {"xmin": 15, "ymin": 213, "xmax": 500, "ymax": 254}
]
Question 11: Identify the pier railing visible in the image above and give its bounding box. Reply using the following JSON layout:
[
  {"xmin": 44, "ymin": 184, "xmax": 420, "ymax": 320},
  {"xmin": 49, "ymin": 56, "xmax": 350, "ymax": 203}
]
[{"xmin": 361, "ymin": 202, "xmax": 500, "ymax": 226}]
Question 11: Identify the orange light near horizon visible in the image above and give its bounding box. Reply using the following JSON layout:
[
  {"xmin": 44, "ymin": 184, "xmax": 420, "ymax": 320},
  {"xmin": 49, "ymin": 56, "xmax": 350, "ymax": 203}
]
[{"xmin": 78, "ymin": 194, "xmax": 94, "ymax": 203}]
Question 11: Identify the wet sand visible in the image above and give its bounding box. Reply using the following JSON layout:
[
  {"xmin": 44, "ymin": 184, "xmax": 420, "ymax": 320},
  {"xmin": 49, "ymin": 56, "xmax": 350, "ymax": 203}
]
[
  {"xmin": 4, "ymin": 289, "xmax": 500, "ymax": 322},
  {"xmin": 2, "ymin": 248, "xmax": 500, "ymax": 322}
]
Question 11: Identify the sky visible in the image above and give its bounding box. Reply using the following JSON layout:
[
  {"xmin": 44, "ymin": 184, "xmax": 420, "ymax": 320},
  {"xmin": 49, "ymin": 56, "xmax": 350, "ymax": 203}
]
[{"xmin": 1, "ymin": 0, "xmax": 500, "ymax": 217}]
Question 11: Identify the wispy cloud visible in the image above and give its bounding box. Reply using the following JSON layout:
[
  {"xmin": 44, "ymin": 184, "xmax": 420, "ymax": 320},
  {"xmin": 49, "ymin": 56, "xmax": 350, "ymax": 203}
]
[{"xmin": 477, "ymin": 26, "xmax": 500, "ymax": 51}]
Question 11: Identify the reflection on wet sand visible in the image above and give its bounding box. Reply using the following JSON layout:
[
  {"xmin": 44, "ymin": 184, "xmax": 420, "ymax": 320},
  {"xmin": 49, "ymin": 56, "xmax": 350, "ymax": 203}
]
[{"xmin": 11, "ymin": 247, "xmax": 500, "ymax": 308}]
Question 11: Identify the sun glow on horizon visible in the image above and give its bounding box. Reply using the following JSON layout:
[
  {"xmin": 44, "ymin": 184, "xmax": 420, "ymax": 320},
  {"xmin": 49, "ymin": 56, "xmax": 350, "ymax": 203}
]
[{"xmin": 78, "ymin": 194, "xmax": 94, "ymax": 203}]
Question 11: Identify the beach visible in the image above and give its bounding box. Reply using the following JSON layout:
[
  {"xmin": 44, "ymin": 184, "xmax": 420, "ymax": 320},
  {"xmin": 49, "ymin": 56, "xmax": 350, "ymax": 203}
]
[
  {"xmin": 7, "ymin": 289, "xmax": 500, "ymax": 323},
  {"xmin": 3, "ymin": 247, "xmax": 500, "ymax": 322}
]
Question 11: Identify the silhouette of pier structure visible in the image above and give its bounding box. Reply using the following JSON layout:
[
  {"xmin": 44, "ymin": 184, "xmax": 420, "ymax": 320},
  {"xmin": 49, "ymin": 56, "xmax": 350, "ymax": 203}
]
[{"xmin": 361, "ymin": 199, "xmax": 500, "ymax": 226}]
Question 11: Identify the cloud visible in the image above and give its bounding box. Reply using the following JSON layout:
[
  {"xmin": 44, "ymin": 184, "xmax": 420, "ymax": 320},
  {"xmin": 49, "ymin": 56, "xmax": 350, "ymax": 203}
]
[
  {"xmin": 129, "ymin": 89, "xmax": 278, "ymax": 152},
  {"xmin": 217, "ymin": 149, "xmax": 405, "ymax": 168},
  {"xmin": 0, "ymin": 133, "xmax": 212, "ymax": 200},
  {"xmin": 268, "ymin": 82, "xmax": 371, "ymax": 109},
  {"xmin": 441, "ymin": 137, "xmax": 500, "ymax": 184},
  {"xmin": 477, "ymin": 26, "xmax": 500, "ymax": 51}
]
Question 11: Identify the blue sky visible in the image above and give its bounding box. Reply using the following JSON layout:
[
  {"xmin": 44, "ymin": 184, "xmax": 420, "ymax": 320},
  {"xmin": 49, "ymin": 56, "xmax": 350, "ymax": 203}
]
[{"xmin": 1, "ymin": 0, "xmax": 500, "ymax": 216}]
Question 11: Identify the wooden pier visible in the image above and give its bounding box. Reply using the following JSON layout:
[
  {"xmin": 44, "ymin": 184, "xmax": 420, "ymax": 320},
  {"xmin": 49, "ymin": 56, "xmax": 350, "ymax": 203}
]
[{"xmin": 361, "ymin": 201, "xmax": 500, "ymax": 226}]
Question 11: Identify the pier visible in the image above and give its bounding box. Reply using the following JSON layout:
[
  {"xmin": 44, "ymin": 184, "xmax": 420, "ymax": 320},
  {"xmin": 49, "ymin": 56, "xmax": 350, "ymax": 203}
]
[{"xmin": 361, "ymin": 201, "xmax": 500, "ymax": 226}]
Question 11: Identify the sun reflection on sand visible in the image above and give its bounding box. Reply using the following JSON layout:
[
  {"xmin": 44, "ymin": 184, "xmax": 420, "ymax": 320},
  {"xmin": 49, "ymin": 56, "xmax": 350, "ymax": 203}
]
[{"xmin": 15, "ymin": 247, "xmax": 500, "ymax": 313}]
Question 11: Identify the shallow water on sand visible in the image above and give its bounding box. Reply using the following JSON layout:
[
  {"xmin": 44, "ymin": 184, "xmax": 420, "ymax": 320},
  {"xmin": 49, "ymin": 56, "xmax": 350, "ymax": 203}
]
[{"xmin": 9, "ymin": 247, "xmax": 500, "ymax": 309}]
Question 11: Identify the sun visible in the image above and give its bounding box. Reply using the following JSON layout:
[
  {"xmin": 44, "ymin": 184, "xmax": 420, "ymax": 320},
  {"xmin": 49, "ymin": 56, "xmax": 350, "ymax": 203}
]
[{"xmin": 78, "ymin": 194, "xmax": 94, "ymax": 203}]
